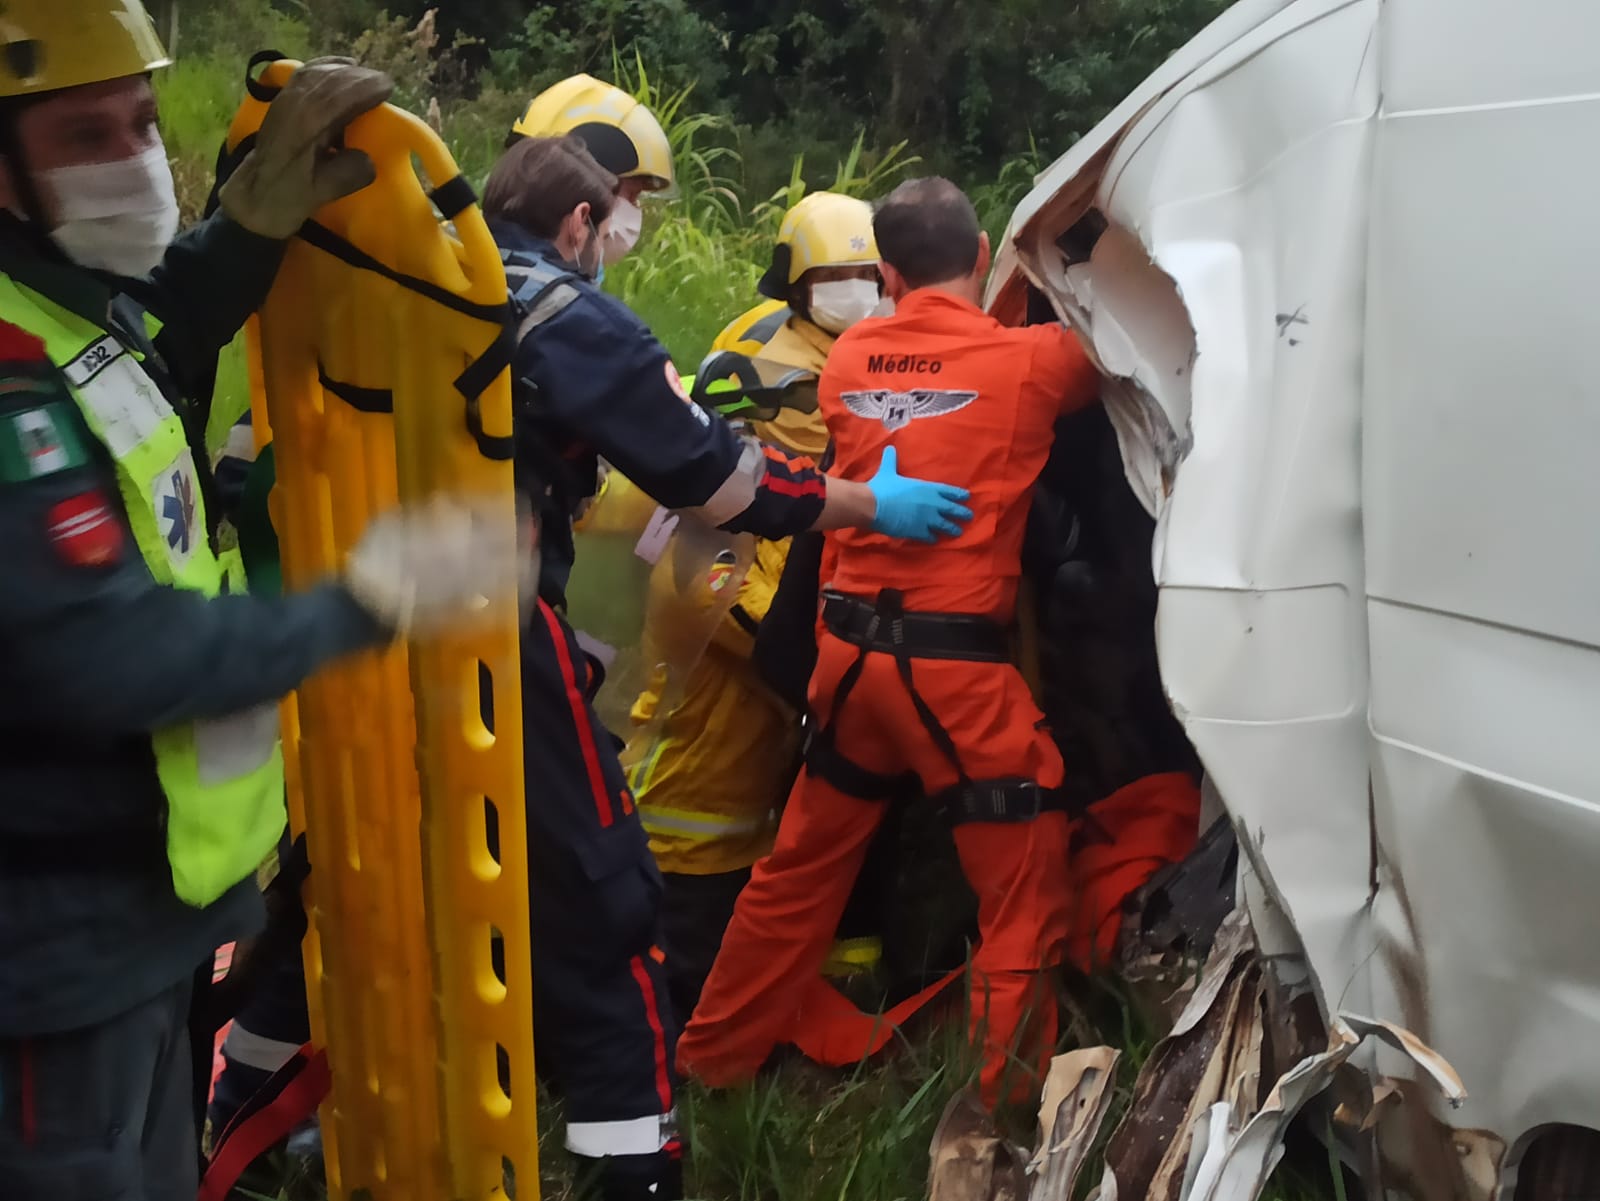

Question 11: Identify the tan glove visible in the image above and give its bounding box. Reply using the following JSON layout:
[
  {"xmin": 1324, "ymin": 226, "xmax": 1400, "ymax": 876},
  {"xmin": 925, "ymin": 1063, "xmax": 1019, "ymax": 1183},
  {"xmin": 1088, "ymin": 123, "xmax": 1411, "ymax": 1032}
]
[
  {"xmin": 220, "ymin": 57, "xmax": 395, "ymax": 239},
  {"xmin": 344, "ymin": 495, "xmax": 539, "ymax": 638}
]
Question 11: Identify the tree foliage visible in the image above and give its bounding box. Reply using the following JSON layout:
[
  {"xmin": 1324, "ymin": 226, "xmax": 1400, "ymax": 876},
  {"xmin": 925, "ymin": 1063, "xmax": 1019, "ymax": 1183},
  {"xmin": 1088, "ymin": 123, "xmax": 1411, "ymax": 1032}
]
[{"xmin": 164, "ymin": 0, "xmax": 1232, "ymax": 183}]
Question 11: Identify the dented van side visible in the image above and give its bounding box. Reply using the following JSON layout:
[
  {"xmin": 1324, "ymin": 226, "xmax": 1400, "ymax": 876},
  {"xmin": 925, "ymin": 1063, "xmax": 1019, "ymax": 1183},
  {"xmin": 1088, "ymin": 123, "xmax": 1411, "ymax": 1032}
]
[{"xmin": 991, "ymin": 0, "xmax": 1600, "ymax": 1194}]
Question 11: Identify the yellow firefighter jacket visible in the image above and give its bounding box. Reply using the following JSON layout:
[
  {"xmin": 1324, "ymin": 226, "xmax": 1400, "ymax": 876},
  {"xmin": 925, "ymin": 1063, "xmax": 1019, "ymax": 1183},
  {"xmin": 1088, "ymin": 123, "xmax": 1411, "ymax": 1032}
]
[{"xmin": 629, "ymin": 311, "xmax": 834, "ymax": 874}]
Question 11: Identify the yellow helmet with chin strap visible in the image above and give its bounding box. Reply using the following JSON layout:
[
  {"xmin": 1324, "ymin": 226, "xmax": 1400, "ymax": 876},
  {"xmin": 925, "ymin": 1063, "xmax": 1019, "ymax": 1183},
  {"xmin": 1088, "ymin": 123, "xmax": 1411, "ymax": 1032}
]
[
  {"xmin": 757, "ymin": 191, "xmax": 877, "ymax": 300},
  {"xmin": 510, "ymin": 73, "xmax": 676, "ymax": 197},
  {"xmin": 0, "ymin": 0, "xmax": 169, "ymax": 98}
]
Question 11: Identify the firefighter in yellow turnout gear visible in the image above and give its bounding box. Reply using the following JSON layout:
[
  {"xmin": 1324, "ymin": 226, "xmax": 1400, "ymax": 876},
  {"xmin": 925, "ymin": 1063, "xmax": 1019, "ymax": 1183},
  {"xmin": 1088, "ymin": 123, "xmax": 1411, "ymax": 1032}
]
[{"xmin": 627, "ymin": 193, "xmax": 883, "ymax": 1019}]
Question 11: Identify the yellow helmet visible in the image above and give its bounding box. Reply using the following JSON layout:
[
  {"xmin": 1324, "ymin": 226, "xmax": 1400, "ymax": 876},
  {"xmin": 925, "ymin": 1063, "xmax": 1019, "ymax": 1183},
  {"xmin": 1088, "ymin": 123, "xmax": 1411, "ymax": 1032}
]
[
  {"xmin": 0, "ymin": 1, "xmax": 169, "ymax": 98},
  {"xmin": 757, "ymin": 192, "xmax": 878, "ymax": 300},
  {"xmin": 510, "ymin": 74, "xmax": 675, "ymax": 196}
]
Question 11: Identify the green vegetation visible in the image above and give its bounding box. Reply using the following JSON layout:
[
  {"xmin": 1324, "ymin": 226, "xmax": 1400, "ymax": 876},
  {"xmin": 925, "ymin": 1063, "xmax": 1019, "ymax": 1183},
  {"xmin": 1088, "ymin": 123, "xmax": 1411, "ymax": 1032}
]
[
  {"xmin": 149, "ymin": 2, "xmax": 1345, "ymax": 1198},
  {"xmin": 154, "ymin": 0, "xmax": 1230, "ymax": 376}
]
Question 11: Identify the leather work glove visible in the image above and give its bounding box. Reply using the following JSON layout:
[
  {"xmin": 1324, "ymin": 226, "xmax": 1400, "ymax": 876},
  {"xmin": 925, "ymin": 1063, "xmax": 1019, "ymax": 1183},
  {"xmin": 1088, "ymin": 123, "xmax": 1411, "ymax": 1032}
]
[
  {"xmin": 866, "ymin": 446, "xmax": 973, "ymax": 543},
  {"xmin": 343, "ymin": 495, "xmax": 538, "ymax": 637},
  {"xmin": 220, "ymin": 58, "xmax": 395, "ymax": 239}
]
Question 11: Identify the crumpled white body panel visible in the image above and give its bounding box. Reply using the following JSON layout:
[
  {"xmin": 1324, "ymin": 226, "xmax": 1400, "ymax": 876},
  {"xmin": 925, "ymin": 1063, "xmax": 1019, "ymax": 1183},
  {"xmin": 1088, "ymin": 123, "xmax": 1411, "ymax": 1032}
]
[{"xmin": 995, "ymin": 0, "xmax": 1600, "ymax": 1159}]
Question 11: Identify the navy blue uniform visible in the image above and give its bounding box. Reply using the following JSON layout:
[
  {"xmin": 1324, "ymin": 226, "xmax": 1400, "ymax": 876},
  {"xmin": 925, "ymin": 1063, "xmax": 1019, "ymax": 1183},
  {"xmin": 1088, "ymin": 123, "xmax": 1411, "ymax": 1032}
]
[
  {"xmin": 493, "ymin": 223, "xmax": 829, "ymax": 1200},
  {"xmin": 0, "ymin": 214, "xmax": 387, "ymax": 1200}
]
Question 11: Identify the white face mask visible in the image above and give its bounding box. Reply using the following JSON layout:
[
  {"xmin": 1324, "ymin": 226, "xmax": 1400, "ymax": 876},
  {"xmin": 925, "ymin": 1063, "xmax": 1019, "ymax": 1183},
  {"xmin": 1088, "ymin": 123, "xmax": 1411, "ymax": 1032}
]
[
  {"xmin": 602, "ymin": 197, "xmax": 643, "ymax": 264},
  {"xmin": 809, "ymin": 278, "xmax": 881, "ymax": 334},
  {"xmin": 42, "ymin": 143, "xmax": 179, "ymax": 277}
]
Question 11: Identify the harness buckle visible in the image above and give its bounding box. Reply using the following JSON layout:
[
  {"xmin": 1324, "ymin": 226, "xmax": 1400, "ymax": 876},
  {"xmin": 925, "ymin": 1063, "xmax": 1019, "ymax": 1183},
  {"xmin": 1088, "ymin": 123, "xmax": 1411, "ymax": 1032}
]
[{"xmin": 936, "ymin": 778, "xmax": 1065, "ymax": 826}]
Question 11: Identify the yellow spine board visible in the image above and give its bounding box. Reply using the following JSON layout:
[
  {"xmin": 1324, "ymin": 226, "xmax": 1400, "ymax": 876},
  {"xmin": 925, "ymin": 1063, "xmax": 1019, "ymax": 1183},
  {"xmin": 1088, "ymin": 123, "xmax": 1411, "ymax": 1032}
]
[{"xmin": 230, "ymin": 62, "xmax": 537, "ymax": 1201}]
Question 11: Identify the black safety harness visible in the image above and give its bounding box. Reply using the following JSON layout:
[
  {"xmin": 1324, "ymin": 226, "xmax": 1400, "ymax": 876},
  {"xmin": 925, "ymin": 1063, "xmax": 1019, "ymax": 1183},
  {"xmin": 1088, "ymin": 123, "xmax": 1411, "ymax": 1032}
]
[{"xmin": 806, "ymin": 587, "xmax": 1076, "ymax": 826}]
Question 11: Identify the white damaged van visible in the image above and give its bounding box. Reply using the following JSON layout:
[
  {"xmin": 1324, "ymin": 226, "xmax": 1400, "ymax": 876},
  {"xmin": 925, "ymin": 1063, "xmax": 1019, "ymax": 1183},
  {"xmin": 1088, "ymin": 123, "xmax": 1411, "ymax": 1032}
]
[{"xmin": 987, "ymin": 2, "xmax": 1600, "ymax": 1197}]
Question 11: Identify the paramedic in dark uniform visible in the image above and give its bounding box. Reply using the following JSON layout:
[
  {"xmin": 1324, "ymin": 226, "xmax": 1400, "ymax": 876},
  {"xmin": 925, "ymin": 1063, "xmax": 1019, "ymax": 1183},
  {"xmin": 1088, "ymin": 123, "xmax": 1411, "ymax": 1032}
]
[
  {"xmin": 481, "ymin": 134, "xmax": 973, "ymax": 1201},
  {"xmin": 0, "ymin": 11, "xmax": 526, "ymax": 1199}
]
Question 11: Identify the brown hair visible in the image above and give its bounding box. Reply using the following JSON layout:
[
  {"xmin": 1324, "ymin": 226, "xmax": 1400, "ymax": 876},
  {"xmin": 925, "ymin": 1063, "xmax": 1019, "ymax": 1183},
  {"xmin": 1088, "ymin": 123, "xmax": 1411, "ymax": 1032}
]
[
  {"xmin": 873, "ymin": 177, "xmax": 981, "ymax": 289},
  {"xmin": 484, "ymin": 135, "xmax": 619, "ymax": 239}
]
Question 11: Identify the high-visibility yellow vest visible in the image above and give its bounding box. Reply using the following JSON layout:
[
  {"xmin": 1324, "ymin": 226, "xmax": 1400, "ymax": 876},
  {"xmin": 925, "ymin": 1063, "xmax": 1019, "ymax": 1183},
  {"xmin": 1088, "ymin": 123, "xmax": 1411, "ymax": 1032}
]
[{"xmin": 0, "ymin": 276, "xmax": 286, "ymax": 906}]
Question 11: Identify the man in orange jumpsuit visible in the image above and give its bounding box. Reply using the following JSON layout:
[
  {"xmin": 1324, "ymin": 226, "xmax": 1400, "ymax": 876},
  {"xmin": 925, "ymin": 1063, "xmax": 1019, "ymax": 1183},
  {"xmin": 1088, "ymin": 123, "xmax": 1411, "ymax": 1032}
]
[{"xmin": 677, "ymin": 177, "xmax": 1102, "ymax": 1105}]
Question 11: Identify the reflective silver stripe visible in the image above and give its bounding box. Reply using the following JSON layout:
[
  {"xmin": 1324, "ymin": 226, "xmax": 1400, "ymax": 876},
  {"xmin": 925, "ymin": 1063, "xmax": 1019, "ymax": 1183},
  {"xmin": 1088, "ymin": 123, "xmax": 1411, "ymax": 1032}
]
[
  {"xmin": 747, "ymin": 306, "xmax": 790, "ymax": 344},
  {"xmin": 72, "ymin": 344, "xmax": 170, "ymax": 458},
  {"xmin": 221, "ymin": 1023, "xmax": 302, "ymax": 1073},
  {"xmin": 573, "ymin": 630, "xmax": 618, "ymax": 669},
  {"xmin": 564, "ymin": 1110, "xmax": 676, "ymax": 1157},
  {"xmin": 194, "ymin": 702, "xmax": 280, "ymax": 785},
  {"xmin": 638, "ymin": 804, "xmax": 770, "ymax": 839},
  {"xmin": 515, "ymin": 282, "xmax": 582, "ymax": 340},
  {"xmin": 221, "ymin": 423, "xmax": 259, "ymax": 463},
  {"xmin": 692, "ymin": 438, "xmax": 764, "ymax": 526}
]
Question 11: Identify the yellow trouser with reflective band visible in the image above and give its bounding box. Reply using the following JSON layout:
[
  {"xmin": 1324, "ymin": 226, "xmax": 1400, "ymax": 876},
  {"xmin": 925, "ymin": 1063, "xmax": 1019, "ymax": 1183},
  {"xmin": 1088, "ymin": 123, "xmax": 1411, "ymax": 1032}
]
[{"xmin": 1, "ymin": 277, "xmax": 285, "ymax": 906}]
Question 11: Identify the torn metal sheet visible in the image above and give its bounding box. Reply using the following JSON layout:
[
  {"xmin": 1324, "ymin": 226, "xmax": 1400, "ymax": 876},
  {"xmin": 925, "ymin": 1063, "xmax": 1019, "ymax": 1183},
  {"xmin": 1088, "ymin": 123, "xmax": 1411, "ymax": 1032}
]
[
  {"xmin": 1119, "ymin": 817, "xmax": 1239, "ymax": 975},
  {"xmin": 1174, "ymin": 1017, "xmax": 1462, "ymax": 1201},
  {"xmin": 1101, "ymin": 926, "xmax": 1270, "ymax": 1201},
  {"xmin": 1167, "ymin": 908, "xmax": 1254, "ymax": 1040},
  {"xmin": 993, "ymin": 0, "xmax": 1600, "ymax": 1185},
  {"xmin": 1027, "ymin": 1047, "xmax": 1122, "ymax": 1201},
  {"xmin": 1356, "ymin": 1075, "xmax": 1501, "ymax": 1201},
  {"xmin": 1094, "ymin": 1012, "xmax": 1461, "ymax": 1201},
  {"xmin": 928, "ymin": 1090, "xmax": 1029, "ymax": 1201}
]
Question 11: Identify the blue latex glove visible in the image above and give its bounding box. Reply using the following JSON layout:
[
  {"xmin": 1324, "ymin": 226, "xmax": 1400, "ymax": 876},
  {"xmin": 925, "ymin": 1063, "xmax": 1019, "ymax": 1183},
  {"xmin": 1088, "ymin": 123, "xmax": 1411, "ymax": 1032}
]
[{"xmin": 867, "ymin": 446, "xmax": 974, "ymax": 543}]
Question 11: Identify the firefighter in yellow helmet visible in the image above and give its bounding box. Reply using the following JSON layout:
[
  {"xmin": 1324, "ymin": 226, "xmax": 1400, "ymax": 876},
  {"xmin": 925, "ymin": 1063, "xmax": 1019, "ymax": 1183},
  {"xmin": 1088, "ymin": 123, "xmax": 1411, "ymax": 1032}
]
[
  {"xmin": 509, "ymin": 73, "xmax": 674, "ymax": 266},
  {"xmin": 628, "ymin": 192, "xmax": 885, "ymax": 1019}
]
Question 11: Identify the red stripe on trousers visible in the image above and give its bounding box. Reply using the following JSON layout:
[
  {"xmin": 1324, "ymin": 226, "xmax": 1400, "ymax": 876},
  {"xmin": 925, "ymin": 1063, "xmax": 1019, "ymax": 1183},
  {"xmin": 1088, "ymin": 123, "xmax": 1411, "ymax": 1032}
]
[
  {"xmin": 629, "ymin": 955, "xmax": 673, "ymax": 1112},
  {"xmin": 18, "ymin": 1039, "xmax": 35, "ymax": 1145},
  {"xmin": 540, "ymin": 600, "xmax": 615, "ymax": 829}
]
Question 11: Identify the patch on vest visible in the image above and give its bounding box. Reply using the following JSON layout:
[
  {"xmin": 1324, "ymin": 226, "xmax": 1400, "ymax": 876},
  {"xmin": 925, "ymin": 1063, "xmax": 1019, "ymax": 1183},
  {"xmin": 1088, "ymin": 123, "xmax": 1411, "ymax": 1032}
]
[
  {"xmin": 153, "ymin": 449, "xmax": 200, "ymax": 570},
  {"xmin": 707, "ymin": 548, "xmax": 738, "ymax": 594},
  {"xmin": 0, "ymin": 400, "xmax": 88, "ymax": 481},
  {"xmin": 48, "ymin": 489, "xmax": 123, "ymax": 567},
  {"xmin": 665, "ymin": 359, "xmax": 690, "ymax": 401},
  {"xmin": 0, "ymin": 319, "xmax": 47, "ymax": 363},
  {"xmin": 840, "ymin": 388, "xmax": 978, "ymax": 432},
  {"xmin": 667, "ymin": 360, "xmax": 711, "ymax": 427}
]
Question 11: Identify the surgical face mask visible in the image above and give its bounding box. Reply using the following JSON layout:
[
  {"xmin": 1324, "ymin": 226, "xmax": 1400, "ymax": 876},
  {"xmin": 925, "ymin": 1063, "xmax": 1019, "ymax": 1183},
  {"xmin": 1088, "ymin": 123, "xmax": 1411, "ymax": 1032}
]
[
  {"xmin": 42, "ymin": 143, "xmax": 179, "ymax": 278},
  {"xmin": 809, "ymin": 278, "xmax": 881, "ymax": 334},
  {"xmin": 601, "ymin": 197, "xmax": 643, "ymax": 264}
]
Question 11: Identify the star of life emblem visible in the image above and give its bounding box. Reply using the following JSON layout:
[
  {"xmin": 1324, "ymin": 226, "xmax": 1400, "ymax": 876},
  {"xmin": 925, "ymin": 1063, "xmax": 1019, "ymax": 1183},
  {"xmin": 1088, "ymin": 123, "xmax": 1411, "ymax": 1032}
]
[{"xmin": 153, "ymin": 450, "xmax": 200, "ymax": 569}]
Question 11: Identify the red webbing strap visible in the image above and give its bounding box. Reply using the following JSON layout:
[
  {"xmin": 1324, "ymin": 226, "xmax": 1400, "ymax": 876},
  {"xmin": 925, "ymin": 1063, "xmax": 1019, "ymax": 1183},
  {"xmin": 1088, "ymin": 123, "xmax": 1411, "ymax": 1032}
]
[{"xmin": 198, "ymin": 1043, "xmax": 330, "ymax": 1201}]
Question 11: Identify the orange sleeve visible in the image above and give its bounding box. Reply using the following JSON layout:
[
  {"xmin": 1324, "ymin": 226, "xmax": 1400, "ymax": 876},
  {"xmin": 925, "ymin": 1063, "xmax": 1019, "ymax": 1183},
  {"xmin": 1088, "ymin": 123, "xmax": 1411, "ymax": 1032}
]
[{"xmin": 1030, "ymin": 325, "xmax": 1100, "ymax": 417}]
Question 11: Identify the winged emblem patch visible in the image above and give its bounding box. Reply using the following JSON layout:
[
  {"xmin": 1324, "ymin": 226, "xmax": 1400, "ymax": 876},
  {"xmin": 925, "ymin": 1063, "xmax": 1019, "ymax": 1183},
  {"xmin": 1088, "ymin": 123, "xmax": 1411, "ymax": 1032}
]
[{"xmin": 840, "ymin": 388, "xmax": 978, "ymax": 432}]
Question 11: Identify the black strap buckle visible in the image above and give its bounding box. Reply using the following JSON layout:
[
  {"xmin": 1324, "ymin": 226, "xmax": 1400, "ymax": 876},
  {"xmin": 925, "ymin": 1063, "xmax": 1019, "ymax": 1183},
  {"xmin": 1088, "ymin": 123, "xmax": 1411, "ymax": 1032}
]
[{"xmin": 934, "ymin": 778, "xmax": 1067, "ymax": 825}]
